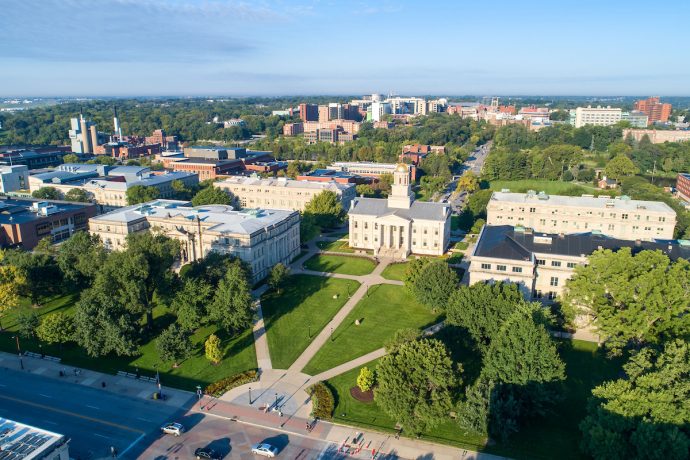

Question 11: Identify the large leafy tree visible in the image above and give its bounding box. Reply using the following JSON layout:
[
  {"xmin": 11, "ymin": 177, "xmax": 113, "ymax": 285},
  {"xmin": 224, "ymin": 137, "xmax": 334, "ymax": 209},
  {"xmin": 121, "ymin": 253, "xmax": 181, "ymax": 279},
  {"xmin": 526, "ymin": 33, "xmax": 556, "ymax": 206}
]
[
  {"xmin": 456, "ymin": 171, "xmax": 479, "ymax": 193},
  {"xmin": 74, "ymin": 288, "xmax": 139, "ymax": 357},
  {"xmin": 191, "ymin": 186, "xmax": 232, "ymax": 207},
  {"xmin": 304, "ymin": 190, "xmax": 344, "ymax": 229},
  {"xmin": 375, "ymin": 338, "xmax": 459, "ymax": 435},
  {"xmin": 408, "ymin": 260, "xmax": 458, "ymax": 312},
  {"xmin": 156, "ymin": 323, "xmax": 193, "ymax": 367},
  {"xmin": 55, "ymin": 231, "xmax": 106, "ymax": 286},
  {"xmin": 580, "ymin": 340, "xmax": 690, "ymax": 460},
  {"xmin": 446, "ymin": 282, "xmax": 525, "ymax": 353},
  {"xmin": 32, "ymin": 186, "xmax": 61, "ymax": 200},
  {"xmin": 604, "ymin": 153, "xmax": 639, "ymax": 179},
  {"xmin": 170, "ymin": 278, "xmax": 212, "ymax": 331},
  {"xmin": 205, "ymin": 333, "xmax": 223, "ymax": 364},
  {"xmin": 208, "ymin": 260, "xmax": 253, "ymax": 333},
  {"xmin": 64, "ymin": 188, "xmax": 90, "ymax": 202},
  {"xmin": 1, "ymin": 241, "xmax": 61, "ymax": 304},
  {"xmin": 268, "ymin": 263, "xmax": 289, "ymax": 294},
  {"xmin": 562, "ymin": 248, "xmax": 690, "ymax": 355},
  {"xmin": 0, "ymin": 253, "xmax": 26, "ymax": 317},
  {"xmin": 126, "ymin": 185, "xmax": 160, "ymax": 205},
  {"xmin": 402, "ymin": 257, "xmax": 431, "ymax": 292},
  {"xmin": 36, "ymin": 312, "xmax": 75, "ymax": 345}
]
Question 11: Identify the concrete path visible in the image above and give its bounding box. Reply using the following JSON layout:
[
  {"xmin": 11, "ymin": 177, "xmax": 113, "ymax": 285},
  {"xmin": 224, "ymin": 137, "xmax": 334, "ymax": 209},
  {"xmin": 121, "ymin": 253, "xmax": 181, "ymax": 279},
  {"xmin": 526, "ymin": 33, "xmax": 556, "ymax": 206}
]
[
  {"xmin": 311, "ymin": 348, "xmax": 386, "ymax": 382},
  {"xmin": 252, "ymin": 299, "xmax": 273, "ymax": 372}
]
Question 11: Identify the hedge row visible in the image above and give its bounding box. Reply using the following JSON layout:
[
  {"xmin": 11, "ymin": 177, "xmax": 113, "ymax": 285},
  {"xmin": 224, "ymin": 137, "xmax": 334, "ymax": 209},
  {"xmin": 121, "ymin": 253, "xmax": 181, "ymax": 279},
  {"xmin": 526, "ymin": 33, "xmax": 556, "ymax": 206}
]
[
  {"xmin": 204, "ymin": 369, "xmax": 258, "ymax": 397},
  {"xmin": 307, "ymin": 382, "xmax": 335, "ymax": 419}
]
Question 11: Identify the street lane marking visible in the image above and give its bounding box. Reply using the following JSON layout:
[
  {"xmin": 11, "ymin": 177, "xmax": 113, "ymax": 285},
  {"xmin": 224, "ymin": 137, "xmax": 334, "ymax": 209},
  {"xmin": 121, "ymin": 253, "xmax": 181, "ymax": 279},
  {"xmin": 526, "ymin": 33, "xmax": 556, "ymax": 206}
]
[
  {"xmin": 136, "ymin": 417, "xmax": 152, "ymax": 422},
  {"xmin": 94, "ymin": 433, "xmax": 110, "ymax": 439},
  {"xmin": 39, "ymin": 394, "xmax": 52, "ymax": 398},
  {"xmin": 86, "ymin": 405, "xmax": 100, "ymax": 410},
  {"xmin": 120, "ymin": 433, "xmax": 146, "ymax": 458},
  {"xmin": 44, "ymin": 420, "xmax": 58, "ymax": 425},
  {"xmin": 0, "ymin": 394, "xmax": 143, "ymax": 434},
  {"xmin": 0, "ymin": 384, "xmax": 6, "ymax": 387}
]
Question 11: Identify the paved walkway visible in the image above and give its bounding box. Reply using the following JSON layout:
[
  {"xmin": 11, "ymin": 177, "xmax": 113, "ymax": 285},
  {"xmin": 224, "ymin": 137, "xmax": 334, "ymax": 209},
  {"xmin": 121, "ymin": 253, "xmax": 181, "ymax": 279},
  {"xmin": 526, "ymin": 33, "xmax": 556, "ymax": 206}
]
[{"xmin": 252, "ymin": 299, "xmax": 273, "ymax": 372}]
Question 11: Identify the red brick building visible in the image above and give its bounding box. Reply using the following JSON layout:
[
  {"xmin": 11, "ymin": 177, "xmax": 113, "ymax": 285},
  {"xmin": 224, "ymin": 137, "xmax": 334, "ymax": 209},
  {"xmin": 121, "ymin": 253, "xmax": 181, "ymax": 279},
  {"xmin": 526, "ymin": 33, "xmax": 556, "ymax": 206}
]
[
  {"xmin": 299, "ymin": 103, "xmax": 319, "ymax": 122},
  {"xmin": 676, "ymin": 173, "xmax": 690, "ymax": 202},
  {"xmin": 633, "ymin": 97, "xmax": 672, "ymax": 125},
  {"xmin": 171, "ymin": 158, "xmax": 243, "ymax": 180}
]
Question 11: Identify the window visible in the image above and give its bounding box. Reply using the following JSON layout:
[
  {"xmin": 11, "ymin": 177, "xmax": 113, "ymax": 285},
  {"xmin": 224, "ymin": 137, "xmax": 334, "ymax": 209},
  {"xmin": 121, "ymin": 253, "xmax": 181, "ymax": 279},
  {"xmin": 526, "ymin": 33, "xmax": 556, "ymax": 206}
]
[
  {"xmin": 608, "ymin": 224, "xmax": 615, "ymax": 231},
  {"xmin": 539, "ymin": 219, "xmax": 546, "ymax": 225},
  {"xmin": 536, "ymin": 259, "xmax": 546, "ymax": 266},
  {"xmin": 567, "ymin": 262, "xmax": 577, "ymax": 268},
  {"xmin": 481, "ymin": 263, "xmax": 491, "ymax": 270},
  {"xmin": 374, "ymin": 223, "xmax": 378, "ymax": 230},
  {"xmin": 659, "ymin": 217, "xmax": 666, "ymax": 222},
  {"xmin": 512, "ymin": 266, "xmax": 522, "ymax": 273},
  {"xmin": 551, "ymin": 261, "xmax": 561, "ymax": 267},
  {"xmin": 497, "ymin": 265, "xmax": 507, "ymax": 271},
  {"xmin": 622, "ymin": 214, "xmax": 628, "ymax": 220},
  {"xmin": 550, "ymin": 276, "xmax": 559, "ymax": 287},
  {"xmin": 364, "ymin": 222, "xmax": 368, "ymax": 229}
]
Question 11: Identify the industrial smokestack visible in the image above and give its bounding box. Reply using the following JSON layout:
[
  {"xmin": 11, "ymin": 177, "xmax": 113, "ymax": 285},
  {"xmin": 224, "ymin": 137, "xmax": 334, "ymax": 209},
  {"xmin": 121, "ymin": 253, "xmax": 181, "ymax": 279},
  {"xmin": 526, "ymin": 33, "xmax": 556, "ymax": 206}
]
[{"xmin": 113, "ymin": 106, "xmax": 122, "ymax": 141}]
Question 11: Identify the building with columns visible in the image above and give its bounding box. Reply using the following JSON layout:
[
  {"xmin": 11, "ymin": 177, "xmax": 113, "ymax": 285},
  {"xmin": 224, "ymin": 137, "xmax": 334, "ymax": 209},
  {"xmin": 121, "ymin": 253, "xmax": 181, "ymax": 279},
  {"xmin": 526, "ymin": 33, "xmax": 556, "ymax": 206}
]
[
  {"xmin": 89, "ymin": 200, "xmax": 300, "ymax": 283},
  {"xmin": 348, "ymin": 164, "xmax": 451, "ymax": 258}
]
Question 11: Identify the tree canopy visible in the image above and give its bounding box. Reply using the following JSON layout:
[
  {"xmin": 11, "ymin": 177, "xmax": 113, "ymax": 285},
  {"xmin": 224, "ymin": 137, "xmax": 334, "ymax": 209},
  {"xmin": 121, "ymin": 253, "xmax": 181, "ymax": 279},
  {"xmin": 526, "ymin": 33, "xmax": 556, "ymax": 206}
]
[
  {"xmin": 32, "ymin": 187, "xmax": 61, "ymax": 200},
  {"xmin": 191, "ymin": 186, "xmax": 233, "ymax": 207},
  {"xmin": 304, "ymin": 190, "xmax": 344, "ymax": 229},
  {"xmin": 407, "ymin": 260, "xmax": 458, "ymax": 312},
  {"xmin": 604, "ymin": 154, "xmax": 639, "ymax": 179},
  {"xmin": 126, "ymin": 185, "xmax": 160, "ymax": 205}
]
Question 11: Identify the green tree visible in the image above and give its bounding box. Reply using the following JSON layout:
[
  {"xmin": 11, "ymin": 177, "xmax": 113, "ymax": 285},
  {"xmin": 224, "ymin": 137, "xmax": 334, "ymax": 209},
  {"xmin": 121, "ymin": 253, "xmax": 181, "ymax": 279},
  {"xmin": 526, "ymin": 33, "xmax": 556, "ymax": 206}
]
[
  {"xmin": 171, "ymin": 278, "xmax": 212, "ymax": 331},
  {"xmin": 191, "ymin": 186, "xmax": 232, "ymax": 207},
  {"xmin": 375, "ymin": 338, "xmax": 459, "ymax": 435},
  {"xmin": 32, "ymin": 187, "xmax": 61, "ymax": 200},
  {"xmin": 402, "ymin": 257, "xmax": 431, "ymax": 292},
  {"xmin": 36, "ymin": 312, "xmax": 75, "ymax": 345},
  {"xmin": 304, "ymin": 190, "xmax": 344, "ymax": 229},
  {"xmin": 562, "ymin": 248, "xmax": 690, "ymax": 355},
  {"xmin": 170, "ymin": 179, "xmax": 194, "ymax": 200},
  {"xmin": 17, "ymin": 311, "xmax": 39, "ymax": 338},
  {"xmin": 357, "ymin": 366, "xmax": 375, "ymax": 392},
  {"xmin": 456, "ymin": 171, "xmax": 479, "ymax": 193},
  {"xmin": 268, "ymin": 263, "xmax": 289, "ymax": 294},
  {"xmin": 1, "ymin": 243, "xmax": 61, "ymax": 304},
  {"xmin": 604, "ymin": 154, "xmax": 639, "ymax": 179},
  {"xmin": 156, "ymin": 323, "xmax": 193, "ymax": 367},
  {"xmin": 300, "ymin": 212, "xmax": 320, "ymax": 243},
  {"xmin": 62, "ymin": 153, "xmax": 80, "ymax": 163},
  {"xmin": 55, "ymin": 231, "xmax": 106, "ymax": 286},
  {"xmin": 0, "ymin": 255, "xmax": 26, "ymax": 317},
  {"xmin": 208, "ymin": 260, "xmax": 253, "ymax": 333},
  {"xmin": 384, "ymin": 328, "xmax": 420, "ymax": 353},
  {"xmin": 64, "ymin": 188, "xmax": 90, "ymax": 202},
  {"xmin": 580, "ymin": 340, "xmax": 690, "ymax": 460},
  {"xmin": 126, "ymin": 185, "xmax": 160, "ymax": 205},
  {"xmin": 205, "ymin": 333, "xmax": 223, "ymax": 364},
  {"xmin": 74, "ymin": 288, "xmax": 139, "ymax": 357},
  {"xmin": 470, "ymin": 218, "xmax": 485, "ymax": 234},
  {"xmin": 409, "ymin": 261, "xmax": 458, "ymax": 312},
  {"xmin": 446, "ymin": 282, "xmax": 526, "ymax": 353}
]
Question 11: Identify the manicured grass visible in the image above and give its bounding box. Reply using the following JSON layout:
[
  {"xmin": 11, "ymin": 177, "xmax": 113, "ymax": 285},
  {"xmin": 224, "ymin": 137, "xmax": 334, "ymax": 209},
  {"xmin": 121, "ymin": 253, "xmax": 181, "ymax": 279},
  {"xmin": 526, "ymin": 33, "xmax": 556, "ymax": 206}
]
[
  {"xmin": 304, "ymin": 254, "xmax": 377, "ymax": 276},
  {"xmin": 454, "ymin": 241, "xmax": 469, "ymax": 250},
  {"xmin": 261, "ymin": 275, "xmax": 360, "ymax": 369},
  {"xmin": 0, "ymin": 293, "xmax": 257, "ymax": 392},
  {"xmin": 302, "ymin": 284, "xmax": 442, "ymax": 375},
  {"xmin": 316, "ymin": 239, "xmax": 355, "ymax": 253},
  {"xmin": 489, "ymin": 179, "xmax": 617, "ymax": 197},
  {"xmin": 380, "ymin": 262, "xmax": 408, "ymax": 281},
  {"xmin": 324, "ymin": 331, "xmax": 623, "ymax": 460}
]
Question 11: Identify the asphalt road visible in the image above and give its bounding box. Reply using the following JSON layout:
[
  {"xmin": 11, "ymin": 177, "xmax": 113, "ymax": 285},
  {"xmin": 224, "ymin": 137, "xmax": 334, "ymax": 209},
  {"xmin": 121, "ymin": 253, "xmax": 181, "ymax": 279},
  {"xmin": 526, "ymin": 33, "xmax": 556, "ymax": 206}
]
[
  {"xmin": 0, "ymin": 367, "xmax": 185, "ymax": 459},
  {"xmin": 138, "ymin": 414, "xmax": 348, "ymax": 460},
  {"xmin": 442, "ymin": 142, "xmax": 492, "ymax": 213}
]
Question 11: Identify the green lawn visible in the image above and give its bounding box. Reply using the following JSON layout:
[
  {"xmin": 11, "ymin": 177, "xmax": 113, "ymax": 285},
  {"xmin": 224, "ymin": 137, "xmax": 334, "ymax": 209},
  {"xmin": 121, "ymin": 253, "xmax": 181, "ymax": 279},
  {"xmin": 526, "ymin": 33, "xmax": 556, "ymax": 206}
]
[
  {"xmin": 451, "ymin": 215, "xmax": 460, "ymax": 231},
  {"xmin": 0, "ymin": 293, "xmax": 257, "ymax": 392},
  {"xmin": 261, "ymin": 275, "xmax": 360, "ymax": 369},
  {"xmin": 489, "ymin": 179, "xmax": 617, "ymax": 197},
  {"xmin": 324, "ymin": 331, "xmax": 623, "ymax": 460},
  {"xmin": 316, "ymin": 239, "xmax": 355, "ymax": 253},
  {"xmin": 304, "ymin": 254, "xmax": 377, "ymax": 276},
  {"xmin": 380, "ymin": 262, "xmax": 408, "ymax": 281},
  {"xmin": 302, "ymin": 284, "xmax": 442, "ymax": 375}
]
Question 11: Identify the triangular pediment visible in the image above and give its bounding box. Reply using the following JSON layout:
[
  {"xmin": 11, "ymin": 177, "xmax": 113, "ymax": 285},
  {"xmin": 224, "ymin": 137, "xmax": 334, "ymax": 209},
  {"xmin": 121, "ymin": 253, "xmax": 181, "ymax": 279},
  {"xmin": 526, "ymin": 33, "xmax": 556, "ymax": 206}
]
[{"xmin": 378, "ymin": 212, "xmax": 412, "ymax": 224}]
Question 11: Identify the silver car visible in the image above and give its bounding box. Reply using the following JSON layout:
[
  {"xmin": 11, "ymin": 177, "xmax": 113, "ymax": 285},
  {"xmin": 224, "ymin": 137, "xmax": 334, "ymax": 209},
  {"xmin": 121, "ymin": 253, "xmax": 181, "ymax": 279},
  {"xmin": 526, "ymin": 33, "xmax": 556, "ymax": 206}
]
[
  {"xmin": 251, "ymin": 443, "xmax": 279, "ymax": 457},
  {"xmin": 161, "ymin": 422, "xmax": 185, "ymax": 436}
]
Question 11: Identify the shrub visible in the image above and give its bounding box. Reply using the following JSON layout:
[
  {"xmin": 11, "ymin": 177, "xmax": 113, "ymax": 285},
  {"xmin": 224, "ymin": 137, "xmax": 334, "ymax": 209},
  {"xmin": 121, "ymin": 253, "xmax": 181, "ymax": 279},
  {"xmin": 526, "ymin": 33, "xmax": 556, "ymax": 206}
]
[
  {"xmin": 204, "ymin": 369, "xmax": 258, "ymax": 397},
  {"xmin": 454, "ymin": 241, "xmax": 469, "ymax": 250},
  {"xmin": 307, "ymin": 382, "xmax": 335, "ymax": 419}
]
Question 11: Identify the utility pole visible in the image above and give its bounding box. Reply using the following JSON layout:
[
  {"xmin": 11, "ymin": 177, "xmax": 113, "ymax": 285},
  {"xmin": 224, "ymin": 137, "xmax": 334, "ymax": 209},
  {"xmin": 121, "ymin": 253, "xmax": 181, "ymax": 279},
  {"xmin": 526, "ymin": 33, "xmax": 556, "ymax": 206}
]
[
  {"xmin": 651, "ymin": 160, "xmax": 657, "ymax": 185},
  {"xmin": 12, "ymin": 336, "xmax": 23, "ymax": 370}
]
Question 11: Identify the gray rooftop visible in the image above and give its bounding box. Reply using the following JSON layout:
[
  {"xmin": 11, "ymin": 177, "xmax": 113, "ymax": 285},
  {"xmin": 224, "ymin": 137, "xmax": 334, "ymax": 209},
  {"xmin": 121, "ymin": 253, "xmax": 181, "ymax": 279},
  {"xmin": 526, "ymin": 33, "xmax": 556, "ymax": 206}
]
[
  {"xmin": 91, "ymin": 199, "xmax": 297, "ymax": 235},
  {"xmin": 490, "ymin": 191, "xmax": 676, "ymax": 214},
  {"xmin": 219, "ymin": 175, "xmax": 354, "ymax": 192},
  {"xmin": 474, "ymin": 225, "xmax": 690, "ymax": 262},
  {"xmin": 0, "ymin": 417, "xmax": 66, "ymax": 460},
  {"xmin": 349, "ymin": 197, "xmax": 449, "ymax": 221},
  {"xmin": 0, "ymin": 198, "xmax": 93, "ymax": 225}
]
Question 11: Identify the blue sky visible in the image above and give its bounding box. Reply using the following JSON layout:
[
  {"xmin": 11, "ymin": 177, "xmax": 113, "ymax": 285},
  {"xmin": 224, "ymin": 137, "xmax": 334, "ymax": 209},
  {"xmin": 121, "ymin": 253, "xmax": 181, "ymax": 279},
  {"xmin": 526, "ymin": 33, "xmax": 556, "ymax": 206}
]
[{"xmin": 2, "ymin": 0, "xmax": 689, "ymax": 96}]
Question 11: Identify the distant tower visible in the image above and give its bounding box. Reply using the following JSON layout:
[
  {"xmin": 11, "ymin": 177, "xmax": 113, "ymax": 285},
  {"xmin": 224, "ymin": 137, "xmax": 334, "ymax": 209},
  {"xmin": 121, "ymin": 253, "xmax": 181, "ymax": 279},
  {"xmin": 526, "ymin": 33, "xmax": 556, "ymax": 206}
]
[
  {"xmin": 387, "ymin": 163, "xmax": 414, "ymax": 209},
  {"xmin": 113, "ymin": 106, "xmax": 122, "ymax": 141},
  {"xmin": 491, "ymin": 97, "xmax": 499, "ymax": 110}
]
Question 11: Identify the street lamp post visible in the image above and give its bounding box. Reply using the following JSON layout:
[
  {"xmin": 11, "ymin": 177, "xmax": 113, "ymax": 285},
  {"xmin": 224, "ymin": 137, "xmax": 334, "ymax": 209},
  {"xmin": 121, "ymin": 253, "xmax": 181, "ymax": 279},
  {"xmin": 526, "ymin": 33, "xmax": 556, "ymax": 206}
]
[
  {"xmin": 308, "ymin": 324, "xmax": 311, "ymax": 339},
  {"xmin": 275, "ymin": 392, "xmax": 278, "ymax": 411},
  {"xmin": 155, "ymin": 364, "xmax": 162, "ymax": 399},
  {"xmin": 196, "ymin": 385, "xmax": 202, "ymax": 408},
  {"xmin": 12, "ymin": 336, "xmax": 23, "ymax": 370},
  {"xmin": 248, "ymin": 386, "xmax": 252, "ymax": 405},
  {"xmin": 330, "ymin": 326, "xmax": 334, "ymax": 342}
]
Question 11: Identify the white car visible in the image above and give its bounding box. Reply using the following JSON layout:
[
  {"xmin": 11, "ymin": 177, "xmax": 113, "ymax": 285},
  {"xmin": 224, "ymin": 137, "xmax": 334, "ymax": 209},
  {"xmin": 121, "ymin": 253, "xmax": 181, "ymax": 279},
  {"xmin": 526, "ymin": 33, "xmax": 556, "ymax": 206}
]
[
  {"xmin": 161, "ymin": 422, "xmax": 185, "ymax": 436},
  {"xmin": 251, "ymin": 443, "xmax": 279, "ymax": 457}
]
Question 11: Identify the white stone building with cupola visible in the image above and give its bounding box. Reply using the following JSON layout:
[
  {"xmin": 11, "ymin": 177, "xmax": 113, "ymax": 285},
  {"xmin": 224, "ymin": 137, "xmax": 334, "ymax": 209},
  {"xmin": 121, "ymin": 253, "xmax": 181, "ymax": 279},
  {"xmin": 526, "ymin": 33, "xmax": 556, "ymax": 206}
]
[{"xmin": 347, "ymin": 163, "xmax": 451, "ymax": 258}]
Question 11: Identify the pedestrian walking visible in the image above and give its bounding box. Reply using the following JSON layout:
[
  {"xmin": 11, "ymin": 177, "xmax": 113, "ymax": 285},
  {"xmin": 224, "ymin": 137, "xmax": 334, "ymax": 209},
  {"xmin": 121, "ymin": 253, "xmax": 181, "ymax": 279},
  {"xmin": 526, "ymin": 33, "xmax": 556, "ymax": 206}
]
[{"xmin": 110, "ymin": 445, "xmax": 117, "ymax": 458}]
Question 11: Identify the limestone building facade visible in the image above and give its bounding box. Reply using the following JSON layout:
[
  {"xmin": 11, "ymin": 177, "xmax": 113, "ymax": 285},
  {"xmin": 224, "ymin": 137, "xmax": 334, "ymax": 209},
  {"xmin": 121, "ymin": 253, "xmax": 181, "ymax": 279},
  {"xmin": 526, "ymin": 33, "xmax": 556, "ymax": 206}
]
[{"xmin": 348, "ymin": 164, "xmax": 450, "ymax": 258}]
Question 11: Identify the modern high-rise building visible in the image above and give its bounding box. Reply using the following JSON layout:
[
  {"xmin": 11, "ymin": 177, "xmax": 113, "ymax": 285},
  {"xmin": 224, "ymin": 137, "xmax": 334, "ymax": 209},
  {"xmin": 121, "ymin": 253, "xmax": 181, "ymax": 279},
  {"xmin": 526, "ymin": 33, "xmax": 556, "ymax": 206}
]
[
  {"xmin": 633, "ymin": 97, "xmax": 672, "ymax": 125},
  {"xmin": 299, "ymin": 103, "xmax": 319, "ymax": 122},
  {"xmin": 570, "ymin": 106, "xmax": 622, "ymax": 128},
  {"xmin": 69, "ymin": 113, "xmax": 100, "ymax": 154},
  {"xmin": 318, "ymin": 105, "xmax": 330, "ymax": 122}
]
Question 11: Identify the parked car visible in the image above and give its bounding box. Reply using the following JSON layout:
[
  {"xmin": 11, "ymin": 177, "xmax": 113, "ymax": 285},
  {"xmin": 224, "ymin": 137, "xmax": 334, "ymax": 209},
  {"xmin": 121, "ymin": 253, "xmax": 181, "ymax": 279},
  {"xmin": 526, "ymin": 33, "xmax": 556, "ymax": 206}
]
[
  {"xmin": 251, "ymin": 443, "xmax": 279, "ymax": 457},
  {"xmin": 195, "ymin": 447, "xmax": 221, "ymax": 459},
  {"xmin": 161, "ymin": 422, "xmax": 185, "ymax": 436}
]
